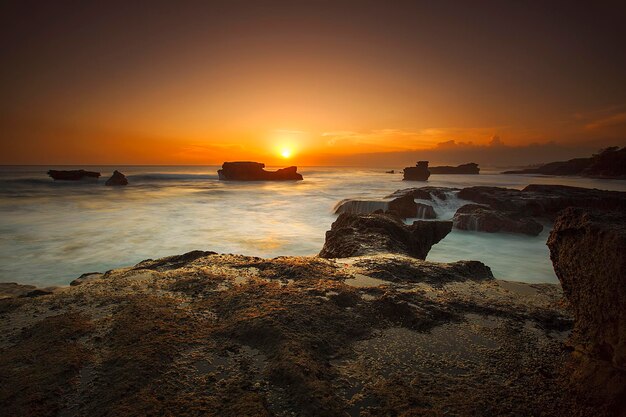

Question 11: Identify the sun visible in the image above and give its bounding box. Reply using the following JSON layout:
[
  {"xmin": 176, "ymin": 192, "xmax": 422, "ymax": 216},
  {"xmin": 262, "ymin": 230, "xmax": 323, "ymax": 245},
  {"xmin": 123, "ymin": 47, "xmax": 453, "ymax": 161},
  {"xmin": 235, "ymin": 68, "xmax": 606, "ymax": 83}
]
[{"xmin": 280, "ymin": 148, "xmax": 292, "ymax": 158}]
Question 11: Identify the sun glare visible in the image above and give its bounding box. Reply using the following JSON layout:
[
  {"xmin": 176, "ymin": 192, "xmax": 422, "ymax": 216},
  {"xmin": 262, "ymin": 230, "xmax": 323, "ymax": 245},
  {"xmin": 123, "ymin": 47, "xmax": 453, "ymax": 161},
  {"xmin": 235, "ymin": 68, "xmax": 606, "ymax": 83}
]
[{"xmin": 280, "ymin": 148, "xmax": 292, "ymax": 158}]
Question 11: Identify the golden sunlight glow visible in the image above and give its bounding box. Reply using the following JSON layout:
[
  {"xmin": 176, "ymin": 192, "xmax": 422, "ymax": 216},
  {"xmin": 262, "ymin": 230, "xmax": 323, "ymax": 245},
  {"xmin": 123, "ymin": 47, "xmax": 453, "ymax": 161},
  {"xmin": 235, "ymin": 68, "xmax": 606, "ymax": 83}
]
[{"xmin": 280, "ymin": 148, "xmax": 292, "ymax": 158}]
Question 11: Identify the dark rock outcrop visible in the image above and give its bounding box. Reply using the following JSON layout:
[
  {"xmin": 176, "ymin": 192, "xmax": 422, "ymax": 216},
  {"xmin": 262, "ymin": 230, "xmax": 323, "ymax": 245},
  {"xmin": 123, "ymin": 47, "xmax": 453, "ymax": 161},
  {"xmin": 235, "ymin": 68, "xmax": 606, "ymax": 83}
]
[
  {"xmin": 217, "ymin": 161, "xmax": 303, "ymax": 181},
  {"xmin": 70, "ymin": 272, "xmax": 104, "ymax": 286},
  {"xmin": 387, "ymin": 194, "xmax": 420, "ymax": 218},
  {"xmin": 403, "ymin": 161, "xmax": 430, "ymax": 181},
  {"xmin": 105, "ymin": 170, "xmax": 128, "ymax": 186},
  {"xmin": 429, "ymin": 163, "xmax": 480, "ymax": 175},
  {"xmin": 319, "ymin": 212, "xmax": 452, "ymax": 259},
  {"xmin": 453, "ymin": 204, "xmax": 543, "ymax": 236},
  {"xmin": 334, "ymin": 200, "xmax": 389, "ymax": 216},
  {"xmin": 47, "ymin": 169, "xmax": 101, "ymax": 181},
  {"xmin": 503, "ymin": 147, "xmax": 626, "ymax": 179},
  {"xmin": 547, "ymin": 208, "xmax": 626, "ymax": 410},
  {"xmin": 459, "ymin": 184, "xmax": 626, "ymax": 220},
  {"xmin": 386, "ymin": 186, "xmax": 458, "ymax": 201},
  {"xmin": 334, "ymin": 195, "xmax": 437, "ymax": 220},
  {"xmin": 0, "ymin": 283, "xmax": 55, "ymax": 299}
]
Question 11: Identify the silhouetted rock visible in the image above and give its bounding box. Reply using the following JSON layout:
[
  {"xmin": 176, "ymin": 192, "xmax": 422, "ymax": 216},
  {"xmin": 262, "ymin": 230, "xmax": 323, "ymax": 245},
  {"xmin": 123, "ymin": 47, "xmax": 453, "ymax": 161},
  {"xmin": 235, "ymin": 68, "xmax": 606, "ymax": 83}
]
[
  {"xmin": 105, "ymin": 170, "xmax": 128, "ymax": 186},
  {"xmin": 547, "ymin": 208, "xmax": 626, "ymax": 409},
  {"xmin": 385, "ymin": 170, "xmax": 395, "ymax": 174},
  {"xmin": 503, "ymin": 147, "xmax": 626, "ymax": 179},
  {"xmin": 403, "ymin": 161, "xmax": 430, "ymax": 181},
  {"xmin": 217, "ymin": 161, "xmax": 303, "ymax": 181},
  {"xmin": 453, "ymin": 204, "xmax": 543, "ymax": 236},
  {"xmin": 319, "ymin": 212, "xmax": 452, "ymax": 259},
  {"xmin": 429, "ymin": 163, "xmax": 480, "ymax": 175},
  {"xmin": 47, "ymin": 169, "xmax": 101, "ymax": 181}
]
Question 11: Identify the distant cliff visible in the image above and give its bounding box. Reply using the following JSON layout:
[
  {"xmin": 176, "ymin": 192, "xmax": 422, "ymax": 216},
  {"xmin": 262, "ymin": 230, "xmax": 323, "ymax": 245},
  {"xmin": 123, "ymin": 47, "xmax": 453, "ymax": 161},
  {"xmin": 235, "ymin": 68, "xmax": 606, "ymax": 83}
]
[
  {"xmin": 502, "ymin": 147, "xmax": 626, "ymax": 179},
  {"xmin": 429, "ymin": 163, "xmax": 479, "ymax": 175}
]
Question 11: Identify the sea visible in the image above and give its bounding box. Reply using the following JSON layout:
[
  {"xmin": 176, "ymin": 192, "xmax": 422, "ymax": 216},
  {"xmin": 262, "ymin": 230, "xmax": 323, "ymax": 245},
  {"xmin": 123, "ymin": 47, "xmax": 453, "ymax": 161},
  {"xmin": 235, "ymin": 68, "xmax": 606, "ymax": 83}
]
[{"xmin": 1, "ymin": 165, "xmax": 625, "ymax": 287}]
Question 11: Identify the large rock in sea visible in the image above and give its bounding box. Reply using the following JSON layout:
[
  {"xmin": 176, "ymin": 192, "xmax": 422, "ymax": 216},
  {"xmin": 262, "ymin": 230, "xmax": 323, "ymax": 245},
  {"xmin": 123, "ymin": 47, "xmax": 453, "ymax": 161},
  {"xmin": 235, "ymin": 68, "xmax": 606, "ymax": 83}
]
[
  {"xmin": 429, "ymin": 163, "xmax": 480, "ymax": 175},
  {"xmin": 547, "ymin": 208, "xmax": 626, "ymax": 408},
  {"xmin": 453, "ymin": 204, "xmax": 543, "ymax": 236},
  {"xmin": 403, "ymin": 161, "xmax": 430, "ymax": 181},
  {"xmin": 319, "ymin": 212, "xmax": 452, "ymax": 259},
  {"xmin": 105, "ymin": 170, "xmax": 128, "ymax": 186},
  {"xmin": 47, "ymin": 169, "xmax": 101, "ymax": 181},
  {"xmin": 217, "ymin": 161, "xmax": 303, "ymax": 181}
]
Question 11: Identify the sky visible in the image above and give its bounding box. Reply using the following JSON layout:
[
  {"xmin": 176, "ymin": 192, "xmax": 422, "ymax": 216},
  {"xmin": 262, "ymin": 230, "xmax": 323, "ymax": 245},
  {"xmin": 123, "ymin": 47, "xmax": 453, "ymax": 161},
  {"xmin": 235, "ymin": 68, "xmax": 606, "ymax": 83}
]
[{"xmin": 1, "ymin": 0, "xmax": 625, "ymax": 166}]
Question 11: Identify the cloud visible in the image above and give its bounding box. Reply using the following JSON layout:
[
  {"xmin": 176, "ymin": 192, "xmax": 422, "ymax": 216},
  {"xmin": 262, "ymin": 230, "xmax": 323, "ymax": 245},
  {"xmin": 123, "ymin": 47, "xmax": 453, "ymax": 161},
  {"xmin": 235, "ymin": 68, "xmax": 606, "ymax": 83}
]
[
  {"xmin": 321, "ymin": 127, "xmax": 506, "ymax": 152},
  {"xmin": 585, "ymin": 111, "xmax": 626, "ymax": 130}
]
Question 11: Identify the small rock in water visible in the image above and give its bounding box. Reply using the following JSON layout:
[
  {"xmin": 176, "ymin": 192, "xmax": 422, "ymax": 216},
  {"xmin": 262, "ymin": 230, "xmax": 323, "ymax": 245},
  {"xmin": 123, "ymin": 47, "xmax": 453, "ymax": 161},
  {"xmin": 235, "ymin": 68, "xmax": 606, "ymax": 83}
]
[{"xmin": 105, "ymin": 170, "xmax": 128, "ymax": 186}]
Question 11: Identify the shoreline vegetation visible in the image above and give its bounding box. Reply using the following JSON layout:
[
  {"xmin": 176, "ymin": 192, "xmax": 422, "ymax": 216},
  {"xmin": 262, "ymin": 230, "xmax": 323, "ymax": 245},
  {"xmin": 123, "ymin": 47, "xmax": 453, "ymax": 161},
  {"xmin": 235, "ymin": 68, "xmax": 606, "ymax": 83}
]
[{"xmin": 1, "ymin": 183, "xmax": 624, "ymax": 416}]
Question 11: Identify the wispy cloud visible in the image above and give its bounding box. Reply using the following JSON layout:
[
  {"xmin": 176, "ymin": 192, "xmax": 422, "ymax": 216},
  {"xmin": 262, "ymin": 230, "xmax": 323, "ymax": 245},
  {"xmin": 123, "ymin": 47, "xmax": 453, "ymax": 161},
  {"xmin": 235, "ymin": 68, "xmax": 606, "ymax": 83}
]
[
  {"xmin": 321, "ymin": 127, "xmax": 506, "ymax": 151},
  {"xmin": 585, "ymin": 111, "xmax": 626, "ymax": 130}
]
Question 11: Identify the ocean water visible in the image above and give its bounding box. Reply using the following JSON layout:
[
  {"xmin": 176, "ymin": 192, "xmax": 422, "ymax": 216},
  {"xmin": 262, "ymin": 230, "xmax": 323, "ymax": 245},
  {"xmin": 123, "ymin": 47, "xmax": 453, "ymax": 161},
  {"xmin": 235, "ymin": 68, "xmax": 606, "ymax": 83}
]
[{"xmin": 1, "ymin": 165, "xmax": 625, "ymax": 287}]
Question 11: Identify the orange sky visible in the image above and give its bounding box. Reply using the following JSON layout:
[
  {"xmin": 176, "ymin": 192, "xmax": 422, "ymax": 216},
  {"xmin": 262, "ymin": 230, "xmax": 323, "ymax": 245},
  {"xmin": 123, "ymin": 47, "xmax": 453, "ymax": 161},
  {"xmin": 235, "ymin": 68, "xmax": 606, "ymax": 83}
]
[{"xmin": 1, "ymin": 2, "xmax": 625, "ymax": 166}]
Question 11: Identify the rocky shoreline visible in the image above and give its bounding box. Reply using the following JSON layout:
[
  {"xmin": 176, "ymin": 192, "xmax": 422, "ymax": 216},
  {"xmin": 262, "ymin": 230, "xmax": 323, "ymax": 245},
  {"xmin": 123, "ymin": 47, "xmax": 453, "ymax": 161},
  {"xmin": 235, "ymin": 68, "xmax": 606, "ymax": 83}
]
[{"xmin": 1, "ymin": 187, "xmax": 624, "ymax": 416}]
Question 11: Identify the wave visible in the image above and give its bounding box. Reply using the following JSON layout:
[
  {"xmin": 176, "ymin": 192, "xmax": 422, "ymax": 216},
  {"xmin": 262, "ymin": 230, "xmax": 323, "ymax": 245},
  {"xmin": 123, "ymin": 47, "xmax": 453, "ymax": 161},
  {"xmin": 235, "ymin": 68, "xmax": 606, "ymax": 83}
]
[{"xmin": 127, "ymin": 173, "xmax": 219, "ymax": 181}]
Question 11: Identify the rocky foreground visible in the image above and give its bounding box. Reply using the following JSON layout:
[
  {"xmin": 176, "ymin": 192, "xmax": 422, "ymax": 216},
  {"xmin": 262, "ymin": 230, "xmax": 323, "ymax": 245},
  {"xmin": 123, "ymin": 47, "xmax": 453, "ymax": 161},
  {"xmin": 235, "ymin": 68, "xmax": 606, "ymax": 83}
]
[{"xmin": 0, "ymin": 196, "xmax": 624, "ymax": 416}]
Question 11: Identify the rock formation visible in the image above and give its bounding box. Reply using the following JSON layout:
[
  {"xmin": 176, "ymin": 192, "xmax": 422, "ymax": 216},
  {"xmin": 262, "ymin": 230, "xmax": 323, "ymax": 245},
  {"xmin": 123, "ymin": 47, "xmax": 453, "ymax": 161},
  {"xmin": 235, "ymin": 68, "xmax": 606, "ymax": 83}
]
[
  {"xmin": 453, "ymin": 204, "xmax": 543, "ymax": 235},
  {"xmin": 334, "ymin": 194, "xmax": 436, "ymax": 219},
  {"xmin": 547, "ymin": 208, "xmax": 626, "ymax": 410},
  {"xmin": 386, "ymin": 194, "xmax": 421, "ymax": 218},
  {"xmin": 217, "ymin": 162, "xmax": 303, "ymax": 181},
  {"xmin": 319, "ymin": 212, "xmax": 452, "ymax": 259},
  {"xmin": 402, "ymin": 161, "xmax": 430, "ymax": 181},
  {"xmin": 429, "ymin": 163, "xmax": 480, "ymax": 175},
  {"xmin": 386, "ymin": 186, "xmax": 458, "ymax": 201},
  {"xmin": 503, "ymin": 147, "xmax": 626, "ymax": 179},
  {"xmin": 47, "ymin": 169, "xmax": 101, "ymax": 181},
  {"xmin": 459, "ymin": 184, "xmax": 626, "ymax": 220},
  {"xmin": 0, "ymin": 250, "xmax": 589, "ymax": 416},
  {"xmin": 105, "ymin": 170, "xmax": 128, "ymax": 186}
]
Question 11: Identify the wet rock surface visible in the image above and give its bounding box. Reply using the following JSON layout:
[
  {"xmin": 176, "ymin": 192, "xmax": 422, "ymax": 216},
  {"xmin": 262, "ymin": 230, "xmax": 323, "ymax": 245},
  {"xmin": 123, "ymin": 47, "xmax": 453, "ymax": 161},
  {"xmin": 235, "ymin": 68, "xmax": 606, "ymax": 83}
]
[
  {"xmin": 104, "ymin": 170, "xmax": 128, "ymax": 186},
  {"xmin": 334, "ymin": 195, "xmax": 436, "ymax": 220},
  {"xmin": 453, "ymin": 204, "xmax": 544, "ymax": 235},
  {"xmin": 319, "ymin": 213, "xmax": 452, "ymax": 259},
  {"xmin": 547, "ymin": 208, "xmax": 626, "ymax": 409},
  {"xmin": 217, "ymin": 162, "xmax": 303, "ymax": 181},
  {"xmin": 385, "ymin": 186, "xmax": 459, "ymax": 201},
  {"xmin": 1, "ymin": 251, "xmax": 605, "ymax": 416}
]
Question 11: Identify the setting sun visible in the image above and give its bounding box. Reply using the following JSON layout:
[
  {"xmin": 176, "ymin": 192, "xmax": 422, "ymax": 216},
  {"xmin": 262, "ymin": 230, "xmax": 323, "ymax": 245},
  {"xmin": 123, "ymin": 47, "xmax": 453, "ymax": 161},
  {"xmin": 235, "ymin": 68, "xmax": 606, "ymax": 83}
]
[{"xmin": 280, "ymin": 148, "xmax": 292, "ymax": 158}]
